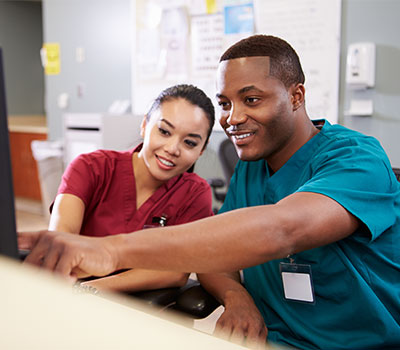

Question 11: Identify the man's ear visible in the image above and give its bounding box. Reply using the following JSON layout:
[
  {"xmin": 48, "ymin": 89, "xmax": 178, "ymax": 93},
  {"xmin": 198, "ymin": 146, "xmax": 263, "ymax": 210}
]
[
  {"xmin": 140, "ymin": 115, "xmax": 148, "ymax": 139},
  {"xmin": 291, "ymin": 83, "xmax": 305, "ymax": 111}
]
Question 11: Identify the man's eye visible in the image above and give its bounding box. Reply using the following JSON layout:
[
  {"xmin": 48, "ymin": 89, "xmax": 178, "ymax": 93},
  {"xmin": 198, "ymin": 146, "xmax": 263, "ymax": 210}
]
[
  {"xmin": 218, "ymin": 101, "xmax": 230, "ymax": 110},
  {"xmin": 246, "ymin": 97, "xmax": 259, "ymax": 104}
]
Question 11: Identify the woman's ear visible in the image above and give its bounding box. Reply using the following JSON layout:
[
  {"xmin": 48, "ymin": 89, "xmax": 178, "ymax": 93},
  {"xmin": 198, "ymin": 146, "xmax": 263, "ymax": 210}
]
[
  {"xmin": 291, "ymin": 83, "xmax": 305, "ymax": 111},
  {"xmin": 140, "ymin": 115, "xmax": 148, "ymax": 138}
]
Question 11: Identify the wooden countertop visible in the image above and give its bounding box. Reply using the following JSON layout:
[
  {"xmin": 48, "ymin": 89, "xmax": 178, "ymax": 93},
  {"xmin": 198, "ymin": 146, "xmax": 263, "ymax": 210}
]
[{"xmin": 8, "ymin": 115, "xmax": 47, "ymax": 134}]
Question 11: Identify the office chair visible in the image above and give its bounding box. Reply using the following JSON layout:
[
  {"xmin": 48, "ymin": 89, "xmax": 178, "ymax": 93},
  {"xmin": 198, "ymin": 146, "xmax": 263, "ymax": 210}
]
[
  {"xmin": 392, "ymin": 167, "xmax": 400, "ymax": 182},
  {"xmin": 208, "ymin": 138, "xmax": 239, "ymax": 209},
  {"xmin": 127, "ymin": 278, "xmax": 220, "ymax": 319}
]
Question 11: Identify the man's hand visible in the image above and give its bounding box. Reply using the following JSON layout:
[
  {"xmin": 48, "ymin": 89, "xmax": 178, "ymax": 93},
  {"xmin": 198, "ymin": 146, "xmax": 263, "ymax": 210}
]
[
  {"xmin": 18, "ymin": 230, "xmax": 119, "ymax": 280},
  {"xmin": 215, "ymin": 289, "xmax": 268, "ymax": 349}
]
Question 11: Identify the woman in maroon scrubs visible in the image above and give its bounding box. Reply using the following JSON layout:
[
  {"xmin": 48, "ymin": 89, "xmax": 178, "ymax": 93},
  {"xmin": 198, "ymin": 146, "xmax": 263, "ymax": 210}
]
[{"xmin": 48, "ymin": 84, "xmax": 215, "ymax": 292}]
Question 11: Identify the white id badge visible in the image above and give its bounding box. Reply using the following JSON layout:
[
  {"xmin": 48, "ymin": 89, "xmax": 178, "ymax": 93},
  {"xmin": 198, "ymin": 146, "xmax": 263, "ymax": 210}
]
[{"xmin": 280, "ymin": 262, "xmax": 315, "ymax": 304}]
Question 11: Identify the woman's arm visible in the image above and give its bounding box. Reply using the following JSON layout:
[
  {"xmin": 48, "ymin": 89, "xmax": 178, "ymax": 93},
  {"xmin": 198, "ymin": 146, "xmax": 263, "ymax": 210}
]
[
  {"xmin": 50, "ymin": 194, "xmax": 189, "ymax": 292},
  {"xmin": 48, "ymin": 193, "xmax": 85, "ymax": 234},
  {"xmin": 82, "ymin": 268, "xmax": 189, "ymax": 292}
]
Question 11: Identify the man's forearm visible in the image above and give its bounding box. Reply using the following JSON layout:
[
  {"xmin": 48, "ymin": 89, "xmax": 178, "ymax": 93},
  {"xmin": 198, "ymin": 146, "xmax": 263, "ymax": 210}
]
[
  {"xmin": 113, "ymin": 206, "xmax": 289, "ymax": 273},
  {"xmin": 197, "ymin": 272, "xmax": 243, "ymax": 305},
  {"xmin": 20, "ymin": 192, "xmax": 357, "ymax": 279},
  {"xmin": 114, "ymin": 192, "xmax": 358, "ymax": 274},
  {"xmin": 197, "ymin": 271, "xmax": 268, "ymax": 346}
]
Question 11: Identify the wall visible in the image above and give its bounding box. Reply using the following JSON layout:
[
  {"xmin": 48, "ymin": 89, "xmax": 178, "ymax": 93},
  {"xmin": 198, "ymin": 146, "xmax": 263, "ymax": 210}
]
[
  {"xmin": 196, "ymin": 0, "xmax": 400, "ymax": 205},
  {"xmin": 40, "ymin": 0, "xmax": 400, "ymax": 178},
  {"xmin": 42, "ymin": 0, "xmax": 132, "ymax": 140},
  {"xmin": 340, "ymin": 0, "xmax": 400, "ymax": 167},
  {"xmin": 41, "ymin": 0, "xmax": 228, "ymax": 211},
  {"xmin": 0, "ymin": 1, "xmax": 44, "ymax": 115}
]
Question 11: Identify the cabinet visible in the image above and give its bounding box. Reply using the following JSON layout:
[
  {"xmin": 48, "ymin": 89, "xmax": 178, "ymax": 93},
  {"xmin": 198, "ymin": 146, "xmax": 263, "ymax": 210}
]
[
  {"xmin": 8, "ymin": 116, "xmax": 47, "ymax": 201},
  {"xmin": 64, "ymin": 113, "xmax": 142, "ymax": 165},
  {"xmin": 9, "ymin": 131, "xmax": 46, "ymax": 200}
]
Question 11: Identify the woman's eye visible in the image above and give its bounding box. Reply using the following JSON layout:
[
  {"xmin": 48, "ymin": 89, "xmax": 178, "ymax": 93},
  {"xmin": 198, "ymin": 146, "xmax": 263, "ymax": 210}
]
[
  {"xmin": 185, "ymin": 140, "xmax": 197, "ymax": 148},
  {"xmin": 158, "ymin": 127, "xmax": 170, "ymax": 136}
]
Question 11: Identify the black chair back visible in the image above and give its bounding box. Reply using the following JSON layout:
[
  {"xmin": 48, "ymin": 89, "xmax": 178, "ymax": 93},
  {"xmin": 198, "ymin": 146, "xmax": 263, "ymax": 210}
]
[
  {"xmin": 218, "ymin": 138, "xmax": 239, "ymax": 185},
  {"xmin": 392, "ymin": 167, "xmax": 400, "ymax": 182}
]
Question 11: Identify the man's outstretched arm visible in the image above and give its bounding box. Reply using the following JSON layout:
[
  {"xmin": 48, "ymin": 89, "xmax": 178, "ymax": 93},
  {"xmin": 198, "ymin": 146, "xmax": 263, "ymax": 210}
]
[{"xmin": 19, "ymin": 192, "xmax": 359, "ymax": 279}]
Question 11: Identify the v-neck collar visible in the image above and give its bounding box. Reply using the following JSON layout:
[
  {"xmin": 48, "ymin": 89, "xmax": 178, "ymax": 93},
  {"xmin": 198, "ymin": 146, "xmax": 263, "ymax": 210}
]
[{"xmin": 265, "ymin": 120, "xmax": 329, "ymax": 180}]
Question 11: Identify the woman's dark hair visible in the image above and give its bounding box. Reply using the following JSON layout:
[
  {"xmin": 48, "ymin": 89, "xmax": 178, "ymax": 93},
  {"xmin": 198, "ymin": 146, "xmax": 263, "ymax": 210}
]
[
  {"xmin": 146, "ymin": 84, "xmax": 215, "ymax": 149},
  {"xmin": 220, "ymin": 34, "xmax": 305, "ymax": 88}
]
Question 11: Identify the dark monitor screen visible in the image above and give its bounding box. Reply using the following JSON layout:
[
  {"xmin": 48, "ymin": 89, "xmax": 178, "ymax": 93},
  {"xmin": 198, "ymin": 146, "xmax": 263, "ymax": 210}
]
[{"xmin": 0, "ymin": 47, "xmax": 19, "ymax": 259}]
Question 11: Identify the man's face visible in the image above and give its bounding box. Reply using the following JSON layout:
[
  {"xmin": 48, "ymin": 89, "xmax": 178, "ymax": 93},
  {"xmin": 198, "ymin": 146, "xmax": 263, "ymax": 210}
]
[{"xmin": 216, "ymin": 56, "xmax": 297, "ymax": 163}]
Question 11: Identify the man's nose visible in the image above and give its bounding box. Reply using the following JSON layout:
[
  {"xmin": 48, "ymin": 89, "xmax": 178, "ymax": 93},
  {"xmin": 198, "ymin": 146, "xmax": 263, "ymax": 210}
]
[{"xmin": 226, "ymin": 104, "xmax": 247, "ymax": 126}]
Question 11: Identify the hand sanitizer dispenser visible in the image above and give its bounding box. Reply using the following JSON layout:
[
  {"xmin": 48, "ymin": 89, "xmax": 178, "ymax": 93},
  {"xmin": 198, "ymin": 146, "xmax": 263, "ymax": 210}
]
[{"xmin": 346, "ymin": 42, "xmax": 376, "ymax": 90}]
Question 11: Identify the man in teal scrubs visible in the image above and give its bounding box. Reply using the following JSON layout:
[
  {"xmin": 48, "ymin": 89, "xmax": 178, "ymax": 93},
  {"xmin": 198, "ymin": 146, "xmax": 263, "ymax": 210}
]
[
  {"xmin": 205, "ymin": 119, "xmax": 400, "ymax": 349},
  {"xmin": 20, "ymin": 35, "xmax": 400, "ymax": 349},
  {"xmin": 197, "ymin": 35, "xmax": 400, "ymax": 349}
]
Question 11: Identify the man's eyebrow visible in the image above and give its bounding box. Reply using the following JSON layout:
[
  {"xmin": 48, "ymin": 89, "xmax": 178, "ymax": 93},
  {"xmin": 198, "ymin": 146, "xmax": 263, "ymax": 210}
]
[
  {"xmin": 216, "ymin": 85, "xmax": 264, "ymax": 99},
  {"xmin": 238, "ymin": 85, "xmax": 264, "ymax": 94},
  {"xmin": 160, "ymin": 118, "xmax": 202, "ymax": 140}
]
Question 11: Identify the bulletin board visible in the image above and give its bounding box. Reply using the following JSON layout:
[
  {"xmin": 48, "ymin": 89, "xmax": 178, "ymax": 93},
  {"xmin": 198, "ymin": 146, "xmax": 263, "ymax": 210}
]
[
  {"xmin": 253, "ymin": 0, "xmax": 342, "ymax": 124},
  {"xmin": 131, "ymin": 0, "xmax": 342, "ymax": 125}
]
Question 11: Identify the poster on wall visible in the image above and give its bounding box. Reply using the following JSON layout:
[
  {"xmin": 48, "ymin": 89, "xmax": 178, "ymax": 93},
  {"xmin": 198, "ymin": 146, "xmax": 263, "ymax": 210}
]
[
  {"xmin": 41, "ymin": 43, "xmax": 61, "ymax": 75},
  {"xmin": 161, "ymin": 6, "xmax": 190, "ymax": 80},
  {"xmin": 136, "ymin": 1, "xmax": 190, "ymax": 81},
  {"xmin": 223, "ymin": 0, "xmax": 254, "ymax": 49},
  {"xmin": 191, "ymin": 13, "xmax": 224, "ymax": 78},
  {"xmin": 135, "ymin": 0, "xmax": 164, "ymax": 81},
  {"xmin": 254, "ymin": 0, "xmax": 342, "ymax": 124}
]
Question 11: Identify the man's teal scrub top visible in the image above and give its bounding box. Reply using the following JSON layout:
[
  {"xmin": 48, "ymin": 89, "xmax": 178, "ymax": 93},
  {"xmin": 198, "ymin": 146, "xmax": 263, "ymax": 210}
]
[{"xmin": 220, "ymin": 120, "xmax": 400, "ymax": 350}]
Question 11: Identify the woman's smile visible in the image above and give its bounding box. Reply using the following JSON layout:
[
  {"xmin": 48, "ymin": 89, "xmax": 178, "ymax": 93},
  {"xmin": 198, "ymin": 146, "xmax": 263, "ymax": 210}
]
[{"xmin": 156, "ymin": 154, "xmax": 175, "ymax": 169}]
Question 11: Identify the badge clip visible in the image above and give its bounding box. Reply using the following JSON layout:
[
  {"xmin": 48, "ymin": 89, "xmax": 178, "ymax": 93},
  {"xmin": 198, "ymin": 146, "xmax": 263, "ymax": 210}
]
[{"xmin": 280, "ymin": 260, "xmax": 315, "ymax": 304}]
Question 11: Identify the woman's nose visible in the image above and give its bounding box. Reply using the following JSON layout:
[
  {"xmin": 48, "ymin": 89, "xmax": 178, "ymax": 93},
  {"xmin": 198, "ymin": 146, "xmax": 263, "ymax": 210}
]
[{"xmin": 164, "ymin": 138, "xmax": 180, "ymax": 157}]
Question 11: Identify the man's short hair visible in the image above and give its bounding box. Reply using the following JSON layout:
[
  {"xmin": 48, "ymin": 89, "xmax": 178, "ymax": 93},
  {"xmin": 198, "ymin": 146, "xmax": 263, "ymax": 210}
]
[{"xmin": 220, "ymin": 35, "xmax": 305, "ymax": 88}]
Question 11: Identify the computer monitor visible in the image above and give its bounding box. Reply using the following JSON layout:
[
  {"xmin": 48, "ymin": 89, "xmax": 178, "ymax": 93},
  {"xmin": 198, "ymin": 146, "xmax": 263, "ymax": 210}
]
[{"xmin": 0, "ymin": 47, "xmax": 19, "ymax": 259}]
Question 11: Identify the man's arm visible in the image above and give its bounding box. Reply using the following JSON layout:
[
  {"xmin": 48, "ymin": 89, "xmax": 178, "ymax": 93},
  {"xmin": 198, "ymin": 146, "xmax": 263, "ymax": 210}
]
[
  {"xmin": 19, "ymin": 191, "xmax": 359, "ymax": 278},
  {"xmin": 115, "ymin": 191, "xmax": 359, "ymax": 272},
  {"xmin": 197, "ymin": 272, "xmax": 268, "ymax": 347}
]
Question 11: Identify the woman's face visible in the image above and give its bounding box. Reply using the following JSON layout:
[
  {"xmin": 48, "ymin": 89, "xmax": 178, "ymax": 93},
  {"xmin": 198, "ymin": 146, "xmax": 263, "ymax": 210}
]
[{"xmin": 139, "ymin": 98, "xmax": 210, "ymax": 182}]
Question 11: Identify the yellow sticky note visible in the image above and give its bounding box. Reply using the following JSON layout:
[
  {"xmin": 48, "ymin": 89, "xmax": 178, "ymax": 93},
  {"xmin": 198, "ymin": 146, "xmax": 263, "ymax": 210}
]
[
  {"xmin": 43, "ymin": 43, "xmax": 60, "ymax": 75},
  {"xmin": 206, "ymin": 0, "xmax": 217, "ymax": 14}
]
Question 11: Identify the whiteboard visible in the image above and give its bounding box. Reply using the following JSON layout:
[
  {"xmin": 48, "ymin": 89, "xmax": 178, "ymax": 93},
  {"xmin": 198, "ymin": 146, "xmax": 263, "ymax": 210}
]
[
  {"xmin": 253, "ymin": 0, "xmax": 342, "ymax": 124},
  {"xmin": 131, "ymin": 0, "xmax": 342, "ymax": 124}
]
